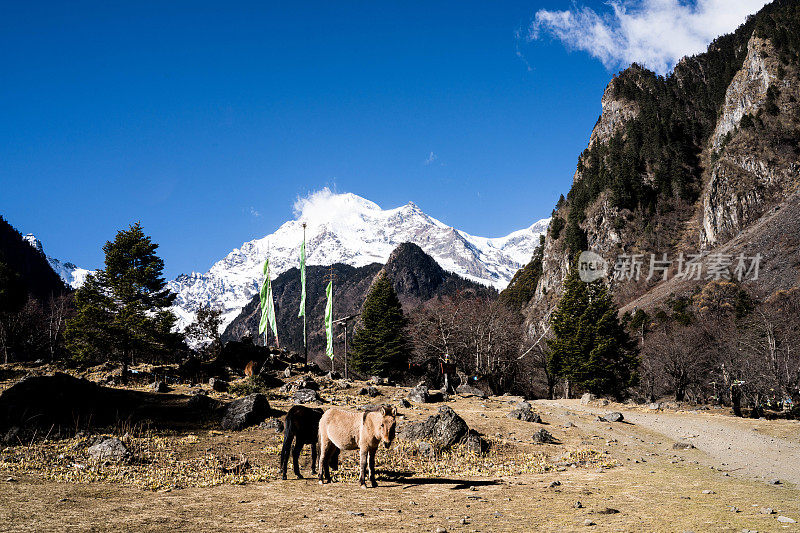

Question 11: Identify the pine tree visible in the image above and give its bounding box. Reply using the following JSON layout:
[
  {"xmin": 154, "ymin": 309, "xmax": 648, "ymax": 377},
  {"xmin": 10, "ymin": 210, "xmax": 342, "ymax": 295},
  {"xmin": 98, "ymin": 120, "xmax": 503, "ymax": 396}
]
[
  {"xmin": 65, "ymin": 223, "xmax": 178, "ymax": 371},
  {"xmin": 349, "ymin": 272, "xmax": 409, "ymax": 378},
  {"xmin": 546, "ymin": 260, "xmax": 638, "ymax": 399}
]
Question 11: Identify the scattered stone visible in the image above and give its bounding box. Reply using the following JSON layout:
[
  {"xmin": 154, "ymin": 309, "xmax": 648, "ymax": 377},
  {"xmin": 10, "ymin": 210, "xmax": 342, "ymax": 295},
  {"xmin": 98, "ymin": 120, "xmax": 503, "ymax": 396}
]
[
  {"xmin": 6, "ymin": 477, "xmax": 16, "ymax": 482},
  {"xmin": 87, "ymin": 437, "xmax": 131, "ymax": 463},
  {"xmin": 187, "ymin": 393, "xmax": 219, "ymax": 411},
  {"xmin": 598, "ymin": 508, "xmax": 620, "ymax": 514},
  {"xmin": 150, "ymin": 381, "xmax": 170, "ymax": 393},
  {"xmin": 398, "ymin": 398, "xmax": 412, "ymax": 408},
  {"xmin": 335, "ymin": 380, "xmax": 351, "ymax": 389},
  {"xmin": 434, "ymin": 527, "xmax": 447, "ymax": 533},
  {"xmin": 648, "ymin": 402, "xmax": 662, "ymax": 410},
  {"xmin": 583, "ymin": 519, "xmax": 596, "ymax": 526},
  {"xmin": 777, "ymin": 516, "xmax": 796, "ymax": 523},
  {"xmin": 701, "ymin": 490, "xmax": 715, "ymax": 494},
  {"xmin": 408, "ymin": 385, "xmax": 430, "ymax": 404},
  {"xmin": 348, "ymin": 511, "xmax": 365, "ymax": 517},
  {"xmin": 292, "ymin": 389, "xmax": 320, "ymax": 404},
  {"xmin": 580, "ymin": 393, "xmax": 596, "ymax": 405},
  {"xmin": 3, "ymin": 426, "xmax": 20, "ymax": 445},
  {"xmin": 768, "ymin": 478, "xmax": 781, "ymax": 485},
  {"xmin": 760, "ymin": 507, "xmax": 775, "ymax": 515},
  {"xmin": 260, "ymin": 418, "xmax": 284, "ymax": 433},
  {"xmin": 574, "ymin": 501, "xmax": 583, "ymax": 509},
  {"xmin": 673, "ymin": 441, "xmax": 695, "ymax": 450},
  {"xmin": 599, "ymin": 412, "xmax": 624, "ymax": 423},
  {"xmin": 532, "ymin": 428, "xmax": 557, "ymax": 444},
  {"xmin": 598, "ymin": 399, "xmax": 609, "ymax": 406},
  {"xmin": 296, "ymin": 377, "xmax": 319, "ymax": 391},
  {"xmin": 729, "ymin": 506, "xmax": 739, "ymax": 513},
  {"xmin": 326, "ymin": 371, "xmax": 341, "ymax": 380},
  {"xmin": 221, "ymin": 394, "xmax": 271, "ymax": 430},
  {"xmin": 208, "ymin": 378, "xmax": 228, "ymax": 393},
  {"xmin": 358, "ymin": 386, "xmax": 380, "ymax": 397},
  {"xmin": 548, "ymin": 480, "xmax": 561, "ymax": 488},
  {"xmin": 283, "ymin": 367, "xmax": 292, "ymax": 378}
]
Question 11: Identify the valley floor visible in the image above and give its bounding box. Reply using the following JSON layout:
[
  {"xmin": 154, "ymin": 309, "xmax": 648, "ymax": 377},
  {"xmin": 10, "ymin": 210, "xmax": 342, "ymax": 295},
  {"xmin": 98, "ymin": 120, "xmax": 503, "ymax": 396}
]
[{"xmin": 1, "ymin": 391, "xmax": 799, "ymax": 532}]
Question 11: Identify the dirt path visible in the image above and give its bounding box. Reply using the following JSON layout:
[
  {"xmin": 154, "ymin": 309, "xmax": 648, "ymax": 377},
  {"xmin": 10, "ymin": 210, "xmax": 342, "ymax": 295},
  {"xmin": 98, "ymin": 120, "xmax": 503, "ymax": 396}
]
[{"xmin": 537, "ymin": 399, "xmax": 800, "ymax": 485}]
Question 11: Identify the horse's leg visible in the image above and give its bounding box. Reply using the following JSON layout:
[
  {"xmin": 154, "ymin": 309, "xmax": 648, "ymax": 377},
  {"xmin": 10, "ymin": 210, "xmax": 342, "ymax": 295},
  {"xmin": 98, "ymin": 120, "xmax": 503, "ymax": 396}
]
[
  {"xmin": 311, "ymin": 439, "xmax": 318, "ymax": 475},
  {"xmin": 368, "ymin": 447, "xmax": 377, "ymax": 488},
  {"xmin": 358, "ymin": 448, "xmax": 368, "ymax": 488},
  {"xmin": 330, "ymin": 447, "xmax": 339, "ymax": 471},
  {"xmin": 292, "ymin": 441, "xmax": 304, "ymax": 479},
  {"xmin": 323, "ymin": 445, "xmax": 334, "ymax": 483},
  {"xmin": 279, "ymin": 430, "xmax": 294, "ymax": 480},
  {"xmin": 318, "ymin": 435, "xmax": 328, "ymax": 484}
]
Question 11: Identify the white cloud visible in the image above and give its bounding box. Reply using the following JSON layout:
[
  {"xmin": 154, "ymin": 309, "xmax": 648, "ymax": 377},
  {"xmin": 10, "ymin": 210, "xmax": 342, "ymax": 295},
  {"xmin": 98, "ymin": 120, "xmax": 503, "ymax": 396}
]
[
  {"xmin": 527, "ymin": 0, "xmax": 769, "ymax": 74},
  {"xmin": 424, "ymin": 151, "xmax": 438, "ymax": 166},
  {"xmin": 249, "ymin": 206, "xmax": 261, "ymax": 218}
]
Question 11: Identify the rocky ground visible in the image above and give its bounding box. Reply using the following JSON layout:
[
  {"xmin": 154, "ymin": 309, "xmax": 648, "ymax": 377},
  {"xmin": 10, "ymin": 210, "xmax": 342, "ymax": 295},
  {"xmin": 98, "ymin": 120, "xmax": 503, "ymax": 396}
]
[{"xmin": 0, "ymin": 370, "xmax": 798, "ymax": 532}]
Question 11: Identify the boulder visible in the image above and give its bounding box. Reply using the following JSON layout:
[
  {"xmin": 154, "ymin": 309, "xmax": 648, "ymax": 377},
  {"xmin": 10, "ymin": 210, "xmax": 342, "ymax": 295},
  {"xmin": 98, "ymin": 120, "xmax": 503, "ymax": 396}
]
[
  {"xmin": 369, "ymin": 376, "xmax": 385, "ymax": 385},
  {"xmin": 455, "ymin": 383, "xmax": 487, "ymax": 399},
  {"xmin": 260, "ymin": 418, "xmax": 285, "ymax": 433},
  {"xmin": 648, "ymin": 402, "xmax": 662, "ymax": 410},
  {"xmin": 408, "ymin": 385, "xmax": 430, "ymax": 404},
  {"xmin": 292, "ymin": 389, "xmax": 320, "ymax": 404},
  {"xmin": 208, "ymin": 378, "xmax": 228, "ymax": 393},
  {"xmin": 297, "ymin": 377, "xmax": 319, "ymax": 391},
  {"xmin": 150, "ymin": 381, "xmax": 170, "ymax": 393},
  {"xmin": 326, "ymin": 371, "xmax": 341, "ymax": 380},
  {"xmin": 580, "ymin": 393, "xmax": 595, "ymax": 405},
  {"xmin": 507, "ymin": 409, "xmax": 542, "ymax": 423},
  {"xmin": 220, "ymin": 394, "xmax": 271, "ymax": 430},
  {"xmin": 532, "ymin": 428, "xmax": 557, "ymax": 444},
  {"xmin": 398, "ymin": 406, "xmax": 469, "ymax": 449},
  {"xmin": 599, "ymin": 412, "xmax": 624, "ymax": 423},
  {"xmin": 87, "ymin": 437, "xmax": 131, "ymax": 462},
  {"xmin": 673, "ymin": 441, "xmax": 695, "ymax": 450}
]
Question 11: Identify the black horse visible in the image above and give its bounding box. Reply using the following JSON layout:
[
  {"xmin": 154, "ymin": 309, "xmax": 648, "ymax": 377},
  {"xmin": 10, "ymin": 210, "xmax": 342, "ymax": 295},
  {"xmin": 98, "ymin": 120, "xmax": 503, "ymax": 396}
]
[{"xmin": 280, "ymin": 405, "xmax": 338, "ymax": 479}]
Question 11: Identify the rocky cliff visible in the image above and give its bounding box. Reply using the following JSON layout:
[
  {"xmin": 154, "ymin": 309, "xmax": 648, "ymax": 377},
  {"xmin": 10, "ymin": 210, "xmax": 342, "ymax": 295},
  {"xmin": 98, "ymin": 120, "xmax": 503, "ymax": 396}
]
[{"xmin": 518, "ymin": 0, "xmax": 800, "ymax": 327}]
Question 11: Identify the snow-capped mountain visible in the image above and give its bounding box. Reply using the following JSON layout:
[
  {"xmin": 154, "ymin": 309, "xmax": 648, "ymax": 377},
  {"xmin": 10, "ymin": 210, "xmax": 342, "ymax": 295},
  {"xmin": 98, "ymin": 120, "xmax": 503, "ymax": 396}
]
[
  {"xmin": 168, "ymin": 189, "xmax": 549, "ymax": 330},
  {"xmin": 23, "ymin": 234, "xmax": 94, "ymax": 289}
]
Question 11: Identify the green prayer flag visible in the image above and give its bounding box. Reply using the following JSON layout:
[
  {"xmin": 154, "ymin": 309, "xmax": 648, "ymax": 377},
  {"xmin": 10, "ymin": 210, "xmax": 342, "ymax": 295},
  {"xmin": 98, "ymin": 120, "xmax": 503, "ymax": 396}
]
[
  {"xmin": 259, "ymin": 259, "xmax": 279, "ymax": 345},
  {"xmin": 298, "ymin": 235, "xmax": 306, "ymax": 345},
  {"xmin": 324, "ymin": 279, "xmax": 333, "ymax": 359}
]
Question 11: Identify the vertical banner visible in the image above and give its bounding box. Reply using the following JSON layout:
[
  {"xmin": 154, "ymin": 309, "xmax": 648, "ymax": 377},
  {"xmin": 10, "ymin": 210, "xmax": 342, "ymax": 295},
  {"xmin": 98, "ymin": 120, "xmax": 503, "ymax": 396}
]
[
  {"xmin": 259, "ymin": 258, "xmax": 279, "ymax": 346},
  {"xmin": 324, "ymin": 279, "xmax": 333, "ymax": 359}
]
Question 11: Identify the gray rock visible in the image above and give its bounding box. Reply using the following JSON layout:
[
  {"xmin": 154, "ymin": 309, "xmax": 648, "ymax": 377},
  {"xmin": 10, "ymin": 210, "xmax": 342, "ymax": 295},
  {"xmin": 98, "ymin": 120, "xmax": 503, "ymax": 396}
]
[
  {"xmin": 760, "ymin": 507, "xmax": 775, "ymax": 514},
  {"xmin": 151, "ymin": 381, "xmax": 170, "ymax": 393},
  {"xmin": 221, "ymin": 394, "xmax": 271, "ymax": 430},
  {"xmin": 532, "ymin": 428, "xmax": 556, "ymax": 444},
  {"xmin": 580, "ymin": 393, "xmax": 595, "ymax": 405},
  {"xmin": 283, "ymin": 367, "xmax": 292, "ymax": 378},
  {"xmin": 777, "ymin": 516, "xmax": 796, "ymax": 523},
  {"xmin": 599, "ymin": 412, "xmax": 624, "ymax": 423},
  {"xmin": 3, "ymin": 426, "xmax": 20, "ymax": 445},
  {"xmin": 326, "ymin": 371, "xmax": 341, "ymax": 380},
  {"xmin": 87, "ymin": 437, "xmax": 131, "ymax": 462},
  {"xmin": 648, "ymin": 402, "xmax": 662, "ymax": 410},
  {"xmin": 506, "ymin": 406, "xmax": 542, "ymax": 424},
  {"xmin": 673, "ymin": 441, "xmax": 695, "ymax": 450},
  {"xmin": 768, "ymin": 478, "xmax": 781, "ymax": 485},
  {"xmin": 583, "ymin": 519, "xmax": 596, "ymax": 526},
  {"xmin": 292, "ymin": 389, "xmax": 320, "ymax": 404},
  {"xmin": 455, "ymin": 384, "xmax": 487, "ymax": 399},
  {"xmin": 408, "ymin": 385, "xmax": 430, "ymax": 404},
  {"xmin": 260, "ymin": 418, "xmax": 284, "ymax": 433},
  {"xmin": 598, "ymin": 399, "xmax": 609, "ymax": 406},
  {"xmin": 209, "ymin": 378, "xmax": 228, "ymax": 393},
  {"xmin": 399, "ymin": 406, "xmax": 469, "ymax": 449}
]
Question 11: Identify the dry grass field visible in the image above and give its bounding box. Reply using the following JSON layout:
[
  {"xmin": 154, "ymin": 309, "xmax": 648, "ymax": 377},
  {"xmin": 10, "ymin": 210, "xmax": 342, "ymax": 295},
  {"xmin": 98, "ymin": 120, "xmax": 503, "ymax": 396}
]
[{"xmin": 1, "ymin": 377, "xmax": 798, "ymax": 532}]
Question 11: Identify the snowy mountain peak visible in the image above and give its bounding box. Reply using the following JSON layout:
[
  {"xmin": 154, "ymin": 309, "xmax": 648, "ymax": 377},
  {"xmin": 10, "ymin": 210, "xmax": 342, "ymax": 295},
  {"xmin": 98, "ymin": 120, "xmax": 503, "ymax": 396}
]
[
  {"xmin": 168, "ymin": 189, "xmax": 550, "ymax": 331},
  {"xmin": 23, "ymin": 233, "xmax": 94, "ymax": 289}
]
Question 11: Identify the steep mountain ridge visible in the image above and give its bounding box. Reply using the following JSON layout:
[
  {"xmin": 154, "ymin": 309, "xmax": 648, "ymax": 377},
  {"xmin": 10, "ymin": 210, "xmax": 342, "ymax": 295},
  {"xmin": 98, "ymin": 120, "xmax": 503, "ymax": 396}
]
[
  {"xmin": 23, "ymin": 235, "xmax": 93, "ymax": 290},
  {"xmin": 0, "ymin": 219, "xmax": 67, "ymax": 303},
  {"xmin": 519, "ymin": 0, "xmax": 800, "ymax": 324},
  {"xmin": 170, "ymin": 190, "xmax": 549, "ymax": 331}
]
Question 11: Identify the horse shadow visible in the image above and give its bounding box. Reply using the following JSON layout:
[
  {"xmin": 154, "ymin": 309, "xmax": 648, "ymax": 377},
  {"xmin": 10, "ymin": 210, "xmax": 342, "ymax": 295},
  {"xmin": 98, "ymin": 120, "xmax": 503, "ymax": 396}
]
[{"xmin": 380, "ymin": 470, "xmax": 500, "ymax": 490}]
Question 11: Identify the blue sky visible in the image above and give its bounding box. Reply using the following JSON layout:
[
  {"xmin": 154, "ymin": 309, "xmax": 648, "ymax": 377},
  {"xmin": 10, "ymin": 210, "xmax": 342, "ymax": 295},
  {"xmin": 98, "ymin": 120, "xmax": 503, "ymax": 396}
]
[{"xmin": 0, "ymin": 1, "xmax": 766, "ymax": 278}]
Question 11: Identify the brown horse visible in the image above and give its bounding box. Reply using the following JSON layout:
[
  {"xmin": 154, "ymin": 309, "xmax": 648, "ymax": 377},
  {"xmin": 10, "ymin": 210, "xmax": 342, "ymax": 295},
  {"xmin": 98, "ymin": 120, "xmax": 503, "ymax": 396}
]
[{"xmin": 318, "ymin": 405, "xmax": 397, "ymax": 488}]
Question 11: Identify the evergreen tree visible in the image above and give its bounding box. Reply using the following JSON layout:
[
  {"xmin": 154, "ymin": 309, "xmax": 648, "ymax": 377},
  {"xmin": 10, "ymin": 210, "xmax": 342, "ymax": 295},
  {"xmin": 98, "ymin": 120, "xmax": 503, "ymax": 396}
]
[
  {"xmin": 546, "ymin": 260, "xmax": 638, "ymax": 398},
  {"xmin": 65, "ymin": 223, "xmax": 178, "ymax": 371},
  {"xmin": 185, "ymin": 304, "xmax": 223, "ymax": 359},
  {"xmin": 349, "ymin": 272, "xmax": 409, "ymax": 378}
]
